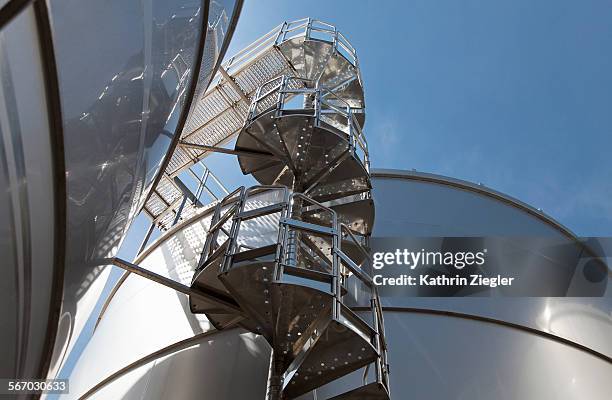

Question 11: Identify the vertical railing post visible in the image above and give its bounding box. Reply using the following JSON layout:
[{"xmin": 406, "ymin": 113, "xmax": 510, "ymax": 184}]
[
  {"xmin": 373, "ymin": 296, "xmax": 383, "ymax": 385},
  {"xmin": 273, "ymin": 188, "xmax": 290, "ymax": 282},
  {"xmin": 333, "ymin": 28, "xmax": 339, "ymax": 54},
  {"xmin": 276, "ymin": 76, "xmax": 287, "ymax": 118},
  {"xmin": 305, "ymin": 17, "xmax": 312, "ymax": 40},
  {"xmin": 348, "ymin": 120, "xmax": 356, "ymax": 157},
  {"xmin": 252, "ymin": 85, "xmax": 263, "ymax": 120},
  {"xmin": 332, "ymin": 212, "xmax": 342, "ymax": 320},
  {"xmin": 222, "ymin": 187, "xmax": 245, "ymax": 273},
  {"xmin": 198, "ymin": 203, "xmax": 221, "ymax": 270},
  {"xmin": 274, "ymin": 21, "xmax": 287, "ymax": 46},
  {"xmin": 285, "ymin": 193, "xmax": 301, "ymax": 270},
  {"xmin": 194, "ymin": 167, "xmax": 210, "ymax": 201},
  {"xmin": 314, "ymin": 86, "xmax": 321, "ymax": 123}
]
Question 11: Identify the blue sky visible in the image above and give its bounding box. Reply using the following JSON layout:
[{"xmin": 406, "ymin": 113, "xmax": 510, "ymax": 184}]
[{"xmin": 209, "ymin": 0, "xmax": 612, "ymax": 237}]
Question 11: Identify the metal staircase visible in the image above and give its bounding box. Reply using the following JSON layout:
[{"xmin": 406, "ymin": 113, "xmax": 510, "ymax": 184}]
[
  {"xmin": 147, "ymin": 18, "xmax": 369, "ymax": 232},
  {"xmin": 187, "ymin": 19, "xmax": 391, "ymax": 400}
]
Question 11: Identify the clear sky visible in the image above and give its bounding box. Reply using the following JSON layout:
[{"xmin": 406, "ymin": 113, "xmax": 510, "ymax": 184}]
[{"xmin": 209, "ymin": 0, "xmax": 612, "ymax": 237}]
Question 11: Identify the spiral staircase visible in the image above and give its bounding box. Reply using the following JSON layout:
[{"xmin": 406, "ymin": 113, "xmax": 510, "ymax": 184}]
[{"xmin": 187, "ymin": 20, "xmax": 391, "ymax": 400}]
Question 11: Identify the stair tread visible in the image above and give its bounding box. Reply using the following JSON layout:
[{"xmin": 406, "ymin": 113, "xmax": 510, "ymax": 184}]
[
  {"xmin": 283, "ymin": 319, "xmax": 378, "ymax": 398},
  {"xmin": 237, "ymin": 111, "xmax": 371, "ymax": 195},
  {"xmin": 277, "ymin": 36, "xmax": 364, "ymax": 109},
  {"xmin": 326, "ymin": 382, "xmax": 390, "ymax": 400},
  {"xmin": 302, "ymin": 197, "xmax": 374, "ymax": 236}
]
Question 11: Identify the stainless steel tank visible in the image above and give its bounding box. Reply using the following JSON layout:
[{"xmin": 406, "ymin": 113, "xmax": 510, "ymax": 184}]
[
  {"xmin": 61, "ymin": 169, "xmax": 611, "ymax": 399},
  {"xmin": 0, "ymin": 0, "xmax": 243, "ymax": 383}
]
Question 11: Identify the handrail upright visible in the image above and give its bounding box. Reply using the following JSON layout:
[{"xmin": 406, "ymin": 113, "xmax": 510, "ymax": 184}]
[
  {"xmin": 274, "ymin": 21, "xmax": 288, "ymax": 46},
  {"xmin": 221, "ymin": 186, "xmax": 246, "ymax": 273}
]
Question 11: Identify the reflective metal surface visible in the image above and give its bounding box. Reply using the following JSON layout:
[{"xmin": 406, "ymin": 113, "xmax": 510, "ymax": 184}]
[
  {"xmin": 369, "ymin": 169, "xmax": 612, "ymax": 358},
  {"xmin": 313, "ymin": 310, "xmax": 612, "ymax": 400},
  {"xmin": 0, "ymin": 4, "xmax": 59, "ymax": 382},
  {"xmin": 67, "ymin": 170, "xmax": 611, "ymax": 400},
  {"xmin": 78, "ymin": 329, "xmax": 270, "ymax": 400},
  {"xmin": 42, "ymin": 0, "xmax": 242, "ymax": 381}
]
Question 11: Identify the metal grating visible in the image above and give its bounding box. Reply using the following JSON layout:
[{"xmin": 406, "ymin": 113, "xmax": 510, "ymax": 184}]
[{"xmin": 147, "ymin": 39, "xmax": 295, "ymax": 229}]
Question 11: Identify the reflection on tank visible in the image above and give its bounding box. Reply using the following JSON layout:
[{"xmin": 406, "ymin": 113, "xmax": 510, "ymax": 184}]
[{"xmin": 43, "ymin": 0, "xmax": 242, "ymax": 381}]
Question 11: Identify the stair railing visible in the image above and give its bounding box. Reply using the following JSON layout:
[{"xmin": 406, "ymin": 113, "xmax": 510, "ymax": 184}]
[
  {"xmin": 337, "ymin": 223, "xmax": 390, "ymax": 392},
  {"xmin": 216, "ymin": 17, "xmax": 360, "ymax": 85},
  {"xmin": 373, "ymin": 291, "xmax": 391, "ymax": 392},
  {"xmin": 197, "ymin": 186, "xmax": 390, "ymax": 394},
  {"xmin": 248, "ymin": 75, "xmax": 370, "ymax": 172},
  {"xmin": 220, "ymin": 185, "xmax": 290, "ymax": 274},
  {"xmin": 197, "ymin": 186, "xmax": 245, "ymax": 272},
  {"xmin": 276, "ymin": 193, "xmax": 339, "ymax": 293},
  {"xmin": 274, "ymin": 18, "xmax": 359, "ymax": 69},
  {"xmin": 317, "ymin": 85, "xmax": 369, "ymax": 169}
]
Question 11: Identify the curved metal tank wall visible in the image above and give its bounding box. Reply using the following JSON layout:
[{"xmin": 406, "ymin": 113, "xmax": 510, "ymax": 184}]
[
  {"xmin": 0, "ymin": 3, "xmax": 61, "ymax": 381},
  {"xmin": 62, "ymin": 169, "xmax": 611, "ymax": 400},
  {"xmin": 314, "ymin": 170, "xmax": 612, "ymax": 399},
  {"xmin": 46, "ymin": 0, "xmax": 244, "ymax": 381}
]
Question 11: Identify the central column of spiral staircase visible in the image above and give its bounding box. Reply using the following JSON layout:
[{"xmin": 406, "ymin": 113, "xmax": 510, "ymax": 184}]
[{"xmin": 188, "ymin": 19, "xmax": 390, "ymax": 400}]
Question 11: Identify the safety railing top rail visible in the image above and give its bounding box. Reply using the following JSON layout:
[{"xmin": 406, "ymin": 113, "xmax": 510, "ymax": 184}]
[
  {"xmin": 212, "ymin": 18, "xmax": 360, "ymax": 85},
  {"xmin": 215, "ymin": 22, "xmax": 284, "ymax": 80},
  {"xmin": 275, "ymin": 18, "xmax": 359, "ymax": 69},
  {"xmin": 219, "ymin": 185, "xmax": 246, "ymax": 207},
  {"xmin": 289, "ymin": 192, "xmax": 337, "ymax": 222},
  {"xmin": 340, "ymin": 223, "xmax": 371, "ymax": 268},
  {"xmin": 242, "ymin": 184, "xmax": 290, "ymax": 200},
  {"xmin": 247, "ymin": 75, "xmax": 369, "ymax": 169},
  {"xmin": 250, "ymin": 75, "xmax": 312, "ymax": 107}
]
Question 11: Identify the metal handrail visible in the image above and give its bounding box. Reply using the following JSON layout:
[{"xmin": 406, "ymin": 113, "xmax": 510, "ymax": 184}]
[
  {"xmin": 198, "ymin": 186, "xmax": 245, "ymax": 271},
  {"xmin": 373, "ymin": 293, "xmax": 391, "ymax": 390},
  {"xmin": 215, "ymin": 18, "xmax": 360, "ymax": 85},
  {"xmin": 275, "ymin": 18, "xmax": 359, "ymax": 67},
  {"xmin": 222, "ymin": 22, "xmax": 284, "ymax": 76},
  {"xmin": 337, "ymin": 222, "xmax": 389, "ymax": 388},
  {"xmin": 220, "ymin": 185, "xmax": 245, "ymax": 206},
  {"xmin": 340, "ymin": 223, "xmax": 371, "ymax": 263},
  {"xmin": 243, "ymin": 184, "xmax": 289, "ymax": 197},
  {"xmin": 290, "ymin": 192, "xmax": 336, "ymax": 221},
  {"xmin": 246, "ymin": 75, "xmax": 369, "ymax": 169}
]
